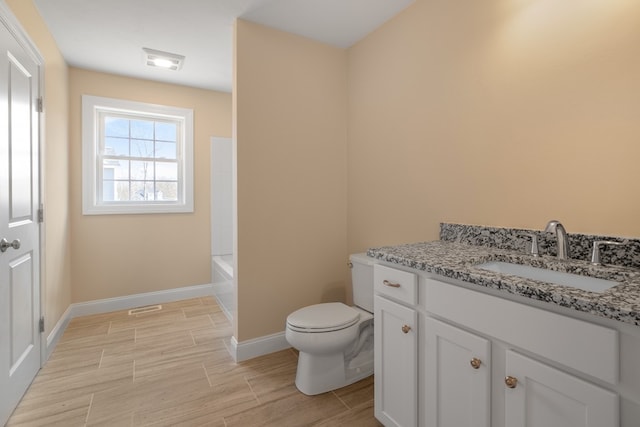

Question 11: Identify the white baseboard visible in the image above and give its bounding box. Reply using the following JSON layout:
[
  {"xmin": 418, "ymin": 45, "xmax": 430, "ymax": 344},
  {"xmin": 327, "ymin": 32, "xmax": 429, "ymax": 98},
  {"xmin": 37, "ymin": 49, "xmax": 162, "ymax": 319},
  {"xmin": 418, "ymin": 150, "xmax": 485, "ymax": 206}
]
[
  {"xmin": 44, "ymin": 283, "xmax": 213, "ymax": 361},
  {"xmin": 43, "ymin": 284, "xmax": 290, "ymax": 366},
  {"xmin": 229, "ymin": 331, "xmax": 291, "ymax": 362},
  {"xmin": 69, "ymin": 283, "xmax": 214, "ymax": 318},
  {"xmin": 212, "ymin": 293, "xmax": 234, "ymax": 323},
  {"xmin": 45, "ymin": 304, "xmax": 73, "ymax": 361}
]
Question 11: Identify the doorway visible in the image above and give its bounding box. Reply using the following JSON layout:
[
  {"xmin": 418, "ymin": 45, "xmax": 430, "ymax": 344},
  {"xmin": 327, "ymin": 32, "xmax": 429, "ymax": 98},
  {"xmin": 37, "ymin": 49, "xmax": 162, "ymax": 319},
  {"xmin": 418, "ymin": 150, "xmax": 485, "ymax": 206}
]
[{"xmin": 0, "ymin": 4, "xmax": 43, "ymax": 425}]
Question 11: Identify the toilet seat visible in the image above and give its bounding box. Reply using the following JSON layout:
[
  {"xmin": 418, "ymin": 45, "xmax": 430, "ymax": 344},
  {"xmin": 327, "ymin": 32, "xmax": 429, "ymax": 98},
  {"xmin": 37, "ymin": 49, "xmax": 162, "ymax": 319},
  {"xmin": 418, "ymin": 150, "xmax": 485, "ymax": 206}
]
[{"xmin": 287, "ymin": 302, "xmax": 359, "ymax": 333}]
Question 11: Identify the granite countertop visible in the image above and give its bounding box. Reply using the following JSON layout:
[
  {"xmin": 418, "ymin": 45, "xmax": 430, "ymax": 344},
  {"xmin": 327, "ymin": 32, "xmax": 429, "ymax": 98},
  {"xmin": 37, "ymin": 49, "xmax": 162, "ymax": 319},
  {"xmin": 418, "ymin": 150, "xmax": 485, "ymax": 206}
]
[{"xmin": 367, "ymin": 240, "xmax": 640, "ymax": 327}]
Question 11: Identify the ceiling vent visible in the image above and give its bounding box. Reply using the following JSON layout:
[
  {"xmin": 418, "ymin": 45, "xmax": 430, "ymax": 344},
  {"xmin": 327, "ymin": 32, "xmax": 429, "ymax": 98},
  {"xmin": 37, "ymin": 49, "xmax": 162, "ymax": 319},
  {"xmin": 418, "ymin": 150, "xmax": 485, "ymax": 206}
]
[{"xmin": 143, "ymin": 48, "xmax": 185, "ymax": 71}]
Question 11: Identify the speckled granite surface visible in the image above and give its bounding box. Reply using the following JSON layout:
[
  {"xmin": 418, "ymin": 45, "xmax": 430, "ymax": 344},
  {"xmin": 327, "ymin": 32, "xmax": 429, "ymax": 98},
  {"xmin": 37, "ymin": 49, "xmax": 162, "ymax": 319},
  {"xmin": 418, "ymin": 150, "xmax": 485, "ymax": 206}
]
[
  {"xmin": 440, "ymin": 223, "xmax": 640, "ymax": 268},
  {"xmin": 367, "ymin": 224, "xmax": 640, "ymax": 327}
]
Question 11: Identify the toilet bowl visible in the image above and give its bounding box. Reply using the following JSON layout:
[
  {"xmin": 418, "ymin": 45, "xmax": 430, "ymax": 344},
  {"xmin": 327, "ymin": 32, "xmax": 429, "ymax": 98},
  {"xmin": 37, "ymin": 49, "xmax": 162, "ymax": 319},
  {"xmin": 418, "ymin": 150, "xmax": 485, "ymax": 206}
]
[{"xmin": 285, "ymin": 253, "xmax": 374, "ymax": 395}]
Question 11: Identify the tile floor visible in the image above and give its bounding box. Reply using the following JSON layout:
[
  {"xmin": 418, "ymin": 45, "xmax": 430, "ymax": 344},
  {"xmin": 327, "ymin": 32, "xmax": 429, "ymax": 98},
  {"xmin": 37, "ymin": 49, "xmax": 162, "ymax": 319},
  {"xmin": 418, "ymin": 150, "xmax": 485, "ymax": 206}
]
[{"xmin": 7, "ymin": 296, "xmax": 382, "ymax": 426}]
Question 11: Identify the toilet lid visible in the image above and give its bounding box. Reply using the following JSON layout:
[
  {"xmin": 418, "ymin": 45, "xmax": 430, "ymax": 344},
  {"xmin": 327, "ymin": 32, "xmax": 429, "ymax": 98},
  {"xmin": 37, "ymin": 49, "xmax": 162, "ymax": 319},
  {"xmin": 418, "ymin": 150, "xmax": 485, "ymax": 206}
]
[{"xmin": 287, "ymin": 302, "xmax": 360, "ymax": 333}]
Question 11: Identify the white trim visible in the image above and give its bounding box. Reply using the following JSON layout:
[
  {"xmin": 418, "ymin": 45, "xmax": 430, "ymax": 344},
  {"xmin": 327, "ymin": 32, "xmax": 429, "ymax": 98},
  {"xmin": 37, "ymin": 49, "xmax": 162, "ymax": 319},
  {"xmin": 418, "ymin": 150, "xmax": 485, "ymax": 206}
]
[
  {"xmin": 213, "ymin": 293, "xmax": 233, "ymax": 322},
  {"xmin": 45, "ymin": 305, "xmax": 72, "ymax": 361},
  {"xmin": 0, "ymin": 3, "xmax": 44, "ymax": 64},
  {"xmin": 43, "ymin": 283, "xmax": 214, "ymax": 360},
  {"xmin": 69, "ymin": 283, "xmax": 213, "ymax": 318},
  {"xmin": 44, "ymin": 283, "xmax": 291, "ymax": 370},
  {"xmin": 229, "ymin": 332, "xmax": 291, "ymax": 362},
  {"xmin": 81, "ymin": 95, "xmax": 194, "ymax": 215}
]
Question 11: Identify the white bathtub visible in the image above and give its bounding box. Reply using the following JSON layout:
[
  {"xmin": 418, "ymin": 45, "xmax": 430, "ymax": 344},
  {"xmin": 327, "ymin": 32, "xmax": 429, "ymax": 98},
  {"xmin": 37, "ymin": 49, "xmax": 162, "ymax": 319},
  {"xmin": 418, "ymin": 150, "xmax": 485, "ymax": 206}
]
[{"xmin": 212, "ymin": 254, "xmax": 235, "ymax": 322}]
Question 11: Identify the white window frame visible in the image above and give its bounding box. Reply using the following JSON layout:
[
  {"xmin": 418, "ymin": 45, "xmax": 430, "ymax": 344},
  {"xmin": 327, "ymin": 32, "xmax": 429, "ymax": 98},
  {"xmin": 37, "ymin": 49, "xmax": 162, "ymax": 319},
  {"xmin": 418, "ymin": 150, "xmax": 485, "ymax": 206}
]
[{"xmin": 82, "ymin": 95, "xmax": 194, "ymax": 215}]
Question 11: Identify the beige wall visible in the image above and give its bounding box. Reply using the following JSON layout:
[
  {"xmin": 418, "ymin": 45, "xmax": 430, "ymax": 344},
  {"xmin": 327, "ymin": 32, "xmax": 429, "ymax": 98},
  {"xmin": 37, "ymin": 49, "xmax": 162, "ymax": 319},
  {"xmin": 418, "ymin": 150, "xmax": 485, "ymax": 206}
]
[
  {"xmin": 234, "ymin": 20, "xmax": 348, "ymax": 340},
  {"xmin": 12, "ymin": 0, "xmax": 637, "ymax": 345},
  {"xmin": 6, "ymin": 0, "xmax": 71, "ymax": 336},
  {"xmin": 348, "ymin": 0, "xmax": 640, "ymax": 253},
  {"xmin": 69, "ymin": 68, "xmax": 231, "ymax": 302}
]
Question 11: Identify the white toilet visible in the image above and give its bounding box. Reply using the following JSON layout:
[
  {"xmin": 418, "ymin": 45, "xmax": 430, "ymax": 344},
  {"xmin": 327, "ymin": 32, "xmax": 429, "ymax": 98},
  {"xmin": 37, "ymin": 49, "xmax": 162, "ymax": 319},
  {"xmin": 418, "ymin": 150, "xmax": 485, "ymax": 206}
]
[{"xmin": 285, "ymin": 253, "xmax": 374, "ymax": 395}]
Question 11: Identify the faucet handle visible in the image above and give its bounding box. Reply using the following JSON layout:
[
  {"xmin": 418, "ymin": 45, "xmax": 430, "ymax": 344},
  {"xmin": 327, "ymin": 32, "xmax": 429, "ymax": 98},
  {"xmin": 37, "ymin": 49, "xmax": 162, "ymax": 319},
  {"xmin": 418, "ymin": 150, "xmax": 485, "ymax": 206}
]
[
  {"xmin": 521, "ymin": 233, "xmax": 539, "ymax": 257},
  {"xmin": 590, "ymin": 240, "xmax": 629, "ymax": 265},
  {"xmin": 544, "ymin": 220, "xmax": 560, "ymax": 232}
]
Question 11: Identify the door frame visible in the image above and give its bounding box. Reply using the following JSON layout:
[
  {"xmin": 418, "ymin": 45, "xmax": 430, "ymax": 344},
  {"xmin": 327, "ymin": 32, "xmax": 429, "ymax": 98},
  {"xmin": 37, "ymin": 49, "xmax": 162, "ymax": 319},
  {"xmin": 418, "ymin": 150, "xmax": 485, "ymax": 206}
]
[{"xmin": 0, "ymin": 0, "xmax": 46, "ymax": 366}]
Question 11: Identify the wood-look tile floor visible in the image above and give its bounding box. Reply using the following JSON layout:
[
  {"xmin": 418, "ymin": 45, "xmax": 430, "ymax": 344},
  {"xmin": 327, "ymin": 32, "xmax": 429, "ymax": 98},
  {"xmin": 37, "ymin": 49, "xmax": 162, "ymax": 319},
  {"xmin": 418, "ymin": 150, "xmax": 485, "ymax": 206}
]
[{"xmin": 7, "ymin": 297, "xmax": 382, "ymax": 427}]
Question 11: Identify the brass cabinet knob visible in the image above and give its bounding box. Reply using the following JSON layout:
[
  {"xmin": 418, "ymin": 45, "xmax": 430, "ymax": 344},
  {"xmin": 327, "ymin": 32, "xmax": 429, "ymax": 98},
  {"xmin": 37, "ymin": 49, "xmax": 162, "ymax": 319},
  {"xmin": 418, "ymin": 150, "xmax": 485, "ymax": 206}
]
[
  {"xmin": 505, "ymin": 376, "xmax": 518, "ymax": 389},
  {"xmin": 401, "ymin": 324, "xmax": 411, "ymax": 334},
  {"xmin": 383, "ymin": 280, "xmax": 401, "ymax": 288},
  {"xmin": 470, "ymin": 358, "xmax": 481, "ymax": 369}
]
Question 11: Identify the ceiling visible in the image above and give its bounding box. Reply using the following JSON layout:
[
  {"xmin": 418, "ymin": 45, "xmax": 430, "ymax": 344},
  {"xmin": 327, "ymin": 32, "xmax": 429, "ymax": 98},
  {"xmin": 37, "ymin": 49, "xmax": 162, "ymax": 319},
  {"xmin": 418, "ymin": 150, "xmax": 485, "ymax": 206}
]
[{"xmin": 33, "ymin": 0, "xmax": 414, "ymax": 93}]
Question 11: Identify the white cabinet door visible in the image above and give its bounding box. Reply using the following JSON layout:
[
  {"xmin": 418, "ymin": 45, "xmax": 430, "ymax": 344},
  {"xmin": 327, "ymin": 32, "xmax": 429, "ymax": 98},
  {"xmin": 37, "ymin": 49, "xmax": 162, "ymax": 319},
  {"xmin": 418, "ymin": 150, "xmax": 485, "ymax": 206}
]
[
  {"xmin": 505, "ymin": 350, "xmax": 619, "ymax": 427},
  {"xmin": 374, "ymin": 295, "xmax": 418, "ymax": 427},
  {"xmin": 424, "ymin": 316, "xmax": 491, "ymax": 427}
]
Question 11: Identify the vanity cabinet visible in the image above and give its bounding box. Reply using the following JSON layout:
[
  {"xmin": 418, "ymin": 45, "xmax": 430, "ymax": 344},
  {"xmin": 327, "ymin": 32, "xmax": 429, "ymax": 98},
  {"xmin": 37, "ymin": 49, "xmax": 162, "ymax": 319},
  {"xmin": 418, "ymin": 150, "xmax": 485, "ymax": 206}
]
[
  {"xmin": 374, "ymin": 264, "xmax": 419, "ymax": 427},
  {"xmin": 423, "ymin": 316, "xmax": 490, "ymax": 427},
  {"xmin": 374, "ymin": 295, "xmax": 418, "ymax": 427},
  {"xmin": 373, "ymin": 263, "xmax": 627, "ymax": 427},
  {"xmin": 504, "ymin": 350, "xmax": 618, "ymax": 427},
  {"xmin": 423, "ymin": 313, "xmax": 617, "ymax": 427}
]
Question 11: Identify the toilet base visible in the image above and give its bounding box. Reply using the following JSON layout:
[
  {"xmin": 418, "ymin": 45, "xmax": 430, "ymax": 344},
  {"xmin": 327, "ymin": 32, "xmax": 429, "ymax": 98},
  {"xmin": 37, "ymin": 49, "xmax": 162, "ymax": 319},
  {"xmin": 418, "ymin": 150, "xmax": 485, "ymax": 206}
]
[{"xmin": 294, "ymin": 337, "xmax": 374, "ymax": 396}]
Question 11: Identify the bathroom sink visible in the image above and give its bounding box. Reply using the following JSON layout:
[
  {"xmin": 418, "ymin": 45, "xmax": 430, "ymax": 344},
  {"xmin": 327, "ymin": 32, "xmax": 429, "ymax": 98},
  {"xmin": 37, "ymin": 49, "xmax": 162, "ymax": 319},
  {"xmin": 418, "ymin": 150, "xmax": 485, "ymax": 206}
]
[{"xmin": 475, "ymin": 261, "xmax": 618, "ymax": 293}]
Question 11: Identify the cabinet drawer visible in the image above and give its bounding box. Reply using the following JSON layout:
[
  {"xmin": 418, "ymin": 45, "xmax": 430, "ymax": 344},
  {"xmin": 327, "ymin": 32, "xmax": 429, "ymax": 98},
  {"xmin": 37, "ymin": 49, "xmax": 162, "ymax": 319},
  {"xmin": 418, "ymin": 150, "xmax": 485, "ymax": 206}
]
[
  {"xmin": 425, "ymin": 278, "xmax": 619, "ymax": 385},
  {"xmin": 374, "ymin": 264, "xmax": 418, "ymax": 305}
]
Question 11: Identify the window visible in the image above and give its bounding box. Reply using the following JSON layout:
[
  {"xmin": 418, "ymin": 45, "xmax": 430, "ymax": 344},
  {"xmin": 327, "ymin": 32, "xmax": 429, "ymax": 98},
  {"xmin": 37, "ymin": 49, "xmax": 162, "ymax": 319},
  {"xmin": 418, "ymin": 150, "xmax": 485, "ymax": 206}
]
[{"xmin": 82, "ymin": 95, "xmax": 193, "ymax": 214}]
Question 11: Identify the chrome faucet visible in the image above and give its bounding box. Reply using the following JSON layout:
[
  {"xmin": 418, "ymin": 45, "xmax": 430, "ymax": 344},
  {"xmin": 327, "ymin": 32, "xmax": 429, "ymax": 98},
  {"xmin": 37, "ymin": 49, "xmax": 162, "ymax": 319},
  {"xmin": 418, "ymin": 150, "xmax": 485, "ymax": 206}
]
[{"xmin": 544, "ymin": 220, "xmax": 570, "ymax": 260}]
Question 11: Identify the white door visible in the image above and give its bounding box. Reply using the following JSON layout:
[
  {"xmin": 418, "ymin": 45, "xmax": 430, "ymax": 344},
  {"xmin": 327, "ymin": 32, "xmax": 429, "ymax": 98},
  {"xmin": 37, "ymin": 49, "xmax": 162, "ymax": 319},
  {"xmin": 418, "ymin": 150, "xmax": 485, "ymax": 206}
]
[
  {"xmin": 424, "ymin": 316, "xmax": 491, "ymax": 427},
  {"xmin": 505, "ymin": 350, "xmax": 618, "ymax": 427},
  {"xmin": 0, "ymin": 10, "xmax": 42, "ymax": 426},
  {"xmin": 374, "ymin": 295, "xmax": 418, "ymax": 427}
]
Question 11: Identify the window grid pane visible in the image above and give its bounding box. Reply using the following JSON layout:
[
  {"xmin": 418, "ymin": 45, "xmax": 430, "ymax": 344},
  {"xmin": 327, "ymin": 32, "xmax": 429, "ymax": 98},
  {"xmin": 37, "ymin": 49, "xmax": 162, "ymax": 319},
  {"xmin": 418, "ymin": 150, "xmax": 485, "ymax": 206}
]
[{"xmin": 99, "ymin": 112, "xmax": 181, "ymax": 204}]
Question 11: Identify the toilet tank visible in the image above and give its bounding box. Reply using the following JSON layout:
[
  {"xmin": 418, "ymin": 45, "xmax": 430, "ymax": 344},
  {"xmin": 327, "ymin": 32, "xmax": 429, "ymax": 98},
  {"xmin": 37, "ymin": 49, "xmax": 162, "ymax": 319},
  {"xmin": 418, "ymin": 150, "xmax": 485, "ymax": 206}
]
[{"xmin": 350, "ymin": 253, "xmax": 375, "ymax": 313}]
